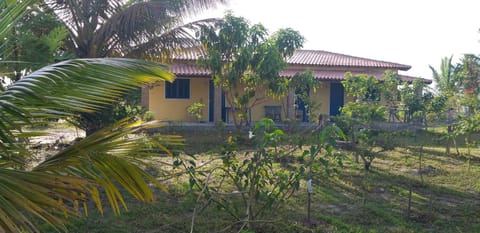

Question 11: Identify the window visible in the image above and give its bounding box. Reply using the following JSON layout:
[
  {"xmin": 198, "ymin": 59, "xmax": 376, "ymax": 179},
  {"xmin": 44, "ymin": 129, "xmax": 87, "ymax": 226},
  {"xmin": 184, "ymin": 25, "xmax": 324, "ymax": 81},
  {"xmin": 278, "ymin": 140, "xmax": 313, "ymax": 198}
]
[{"xmin": 165, "ymin": 79, "xmax": 190, "ymax": 99}]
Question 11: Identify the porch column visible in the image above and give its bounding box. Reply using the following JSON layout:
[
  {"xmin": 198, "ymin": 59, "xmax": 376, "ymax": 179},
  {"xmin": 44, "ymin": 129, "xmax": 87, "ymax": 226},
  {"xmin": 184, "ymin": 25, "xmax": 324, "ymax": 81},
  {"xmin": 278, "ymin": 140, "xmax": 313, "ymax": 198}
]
[
  {"xmin": 140, "ymin": 86, "xmax": 150, "ymax": 109},
  {"xmin": 286, "ymin": 89, "xmax": 295, "ymax": 120},
  {"xmin": 214, "ymin": 87, "xmax": 223, "ymax": 122}
]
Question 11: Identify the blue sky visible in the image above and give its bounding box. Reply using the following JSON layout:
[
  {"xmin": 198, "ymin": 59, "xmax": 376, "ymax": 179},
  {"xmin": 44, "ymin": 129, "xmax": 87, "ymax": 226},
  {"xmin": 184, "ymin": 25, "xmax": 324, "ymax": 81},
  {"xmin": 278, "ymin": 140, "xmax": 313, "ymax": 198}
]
[{"xmin": 195, "ymin": 0, "xmax": 480, "ymax": 82}]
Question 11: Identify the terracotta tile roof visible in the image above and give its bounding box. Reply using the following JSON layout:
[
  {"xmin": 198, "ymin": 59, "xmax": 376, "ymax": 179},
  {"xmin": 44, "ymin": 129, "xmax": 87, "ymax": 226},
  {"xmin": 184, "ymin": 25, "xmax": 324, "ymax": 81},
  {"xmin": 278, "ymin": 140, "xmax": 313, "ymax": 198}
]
[
  {"xmin": 168, "ymin": 49, "xmax": 429, "ymax": 83},
  {"xmin": 172, "ymin": 49, "xmax": 412, "ymax": 71},
  {"xmin": 170, "ymin": 64, "xmax": 431, "ymax": 84},
  {"xmin": 170, "ymin": 63, "xmax": 210, "ymax": 77},
  {"xmin": 287, "ymin": 50, "xmax": 411, "ymax": 71}
]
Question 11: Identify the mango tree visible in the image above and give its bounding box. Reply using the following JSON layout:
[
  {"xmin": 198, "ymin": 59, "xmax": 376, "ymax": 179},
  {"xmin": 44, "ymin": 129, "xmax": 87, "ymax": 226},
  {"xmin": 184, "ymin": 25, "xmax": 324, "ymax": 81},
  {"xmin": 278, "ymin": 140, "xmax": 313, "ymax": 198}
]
[{"xmin": 199, "ymin": 13, "xmax": 306, "ymax": 130}]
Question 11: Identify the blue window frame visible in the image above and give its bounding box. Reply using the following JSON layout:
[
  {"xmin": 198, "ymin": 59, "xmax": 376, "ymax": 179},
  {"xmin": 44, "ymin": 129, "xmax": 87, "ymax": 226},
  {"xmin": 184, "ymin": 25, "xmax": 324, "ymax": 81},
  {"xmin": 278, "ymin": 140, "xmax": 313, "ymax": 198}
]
[{"xmin": 165, "ymin": 78, "xmax": 190, "ymax": 99}]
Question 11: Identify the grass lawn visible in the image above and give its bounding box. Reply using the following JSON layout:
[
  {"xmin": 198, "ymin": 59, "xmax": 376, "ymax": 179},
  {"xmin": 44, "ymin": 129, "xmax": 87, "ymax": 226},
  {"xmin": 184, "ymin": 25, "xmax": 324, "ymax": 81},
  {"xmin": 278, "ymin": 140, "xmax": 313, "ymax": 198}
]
[{"xmin": 60, "ymin": 127, "xmax": 480, "ymax": 233}]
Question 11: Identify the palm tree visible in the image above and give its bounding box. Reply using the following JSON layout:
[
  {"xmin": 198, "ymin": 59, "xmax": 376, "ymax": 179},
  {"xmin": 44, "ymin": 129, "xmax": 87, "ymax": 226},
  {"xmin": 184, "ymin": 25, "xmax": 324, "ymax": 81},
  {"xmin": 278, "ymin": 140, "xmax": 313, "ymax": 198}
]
[
  {"xmin": 0, "ymin": 1, "xmax": 182, "ymax": 231},
  {"xmin": 45, "ymin": 0, "xmax": 226, "ymax": 59},
  {"xmin": 429, "ymin": 56, "xmax": 463, "ymax": 109},
  {"xmin": 429, "ymin": 56, "xmax": 462, "ymax": 97},
  {"xmin": 42, "ymin": 0, "xmax": 227, "ymax": 135}
]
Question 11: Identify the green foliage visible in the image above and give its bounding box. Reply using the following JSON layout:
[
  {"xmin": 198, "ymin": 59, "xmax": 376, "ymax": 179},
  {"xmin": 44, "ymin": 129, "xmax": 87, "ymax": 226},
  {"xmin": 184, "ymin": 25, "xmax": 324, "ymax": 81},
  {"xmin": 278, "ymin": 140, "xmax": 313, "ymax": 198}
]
[
  {"xmin": 425, "ymin": 93, "xmax": 448, "ymax": 123},
  {"xmin": 0, "ymin": 3, "xmax": 72, "ymax": 82},
  {"xmin": 455, "ymin": 113, "xmax": 480, "ymax": 136},
  {"xmin": 341, "ymin": 102, "xmax": 387, "ymax": 123},
  {"xmin": 186, "ymin": 119, "xmax": 343, "ymax": 231},
  {"xmin": 187, "ymin": 102, "xmax": 206, "ymax": 120},
  {"xmin": 429, "ymin": 56, "xmax": 463, "ymax": 108},
  {"xmin": 289, "ymin": 69, "xmax": 321, "ymax": 121},
  {"xmin": 400, "ymin": 79, "xmax": 428, "ymax": 123},
  {"xmin": 342, "ymin": 72, "xmax": 381, "ymax": 102},
  {"xmin": 340, "ymin": 73, "xmax": 388, "ymax": 125},
  {"xmin": 41, "ymin": 0, "xmax": 226, "ymax": 134},
  {"xmin": 299, "ymin": 125, "xmax": 346, "ymax": 178},
  {"xmin": 459, "ymin": 54, "xmax": 480, "ymax": 112},
  {"xmin": 76, "ymin": 88, "xmax": 149, "ymax": 135},
  {"xmin": 339, "ymin": 72, "xmax": 399, "ymax": 170},
  {"xmin": 382, "ymin": 70, "xmax": 401, "ymax": 107},
  {"xmin": 218, "ymin": 119, "xmax": 301, "ymax": 229},
  {"xmin": 199, "ymin": 13, "xmax": 305, "ymax": 129},
  {"xmin": 0, "ymin": 53, "xmax": 179, "ymax": 231}
]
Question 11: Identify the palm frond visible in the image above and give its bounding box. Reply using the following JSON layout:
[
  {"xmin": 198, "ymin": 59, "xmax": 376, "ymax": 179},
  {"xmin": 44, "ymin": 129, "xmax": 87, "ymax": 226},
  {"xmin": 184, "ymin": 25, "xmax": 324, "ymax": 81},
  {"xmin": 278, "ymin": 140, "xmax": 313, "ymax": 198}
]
[
  {"xmin": 34, "ymin": 118, "xmax": 184, "ymax": 215},
  {"xmin": 0, "ymin": 58, "xmax": 173, "ymax": 165},
  {"xmin": 125, "ymin": 18, "xmax": 221, "ymax": 61},
  {"xmin": 0, "ymin": 168, "xmax": 92, "ymax": 232},
  {"xmin": 0, "ymin": 0, "xmax": 35, "ymax": 57},
  {"xmin": 0, "ymin": 0, "xmax": 34, "ymax": 39},
  {"xmin": 95, "ymin": 1, "xmax": 174, "ymax": 54},
  {"xmin": 158, "ymin": 0, "xmax": 227, "ymax": 18},
  {"xmin": 3, "ymin": 58, "xmax": 174, "ymax": 114}
]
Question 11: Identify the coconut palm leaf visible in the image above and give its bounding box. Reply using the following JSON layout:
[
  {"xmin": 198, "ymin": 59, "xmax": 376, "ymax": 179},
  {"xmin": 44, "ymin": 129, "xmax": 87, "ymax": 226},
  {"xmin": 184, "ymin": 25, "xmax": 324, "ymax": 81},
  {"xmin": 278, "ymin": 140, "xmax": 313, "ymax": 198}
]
[
  {"xmin": 0, "ymin": 1, "xmax": 184, "ymax": 231},
  {"xmin": 0, "ymin": 0, "xmax": 34, "ymax": 38},
  {"xmin": 125, "ymin": 18, "xmax": 221, "ymax": 60},
  {"xmin": 0, "ymin": 58, "xmax": 178, "ymax": 231},
  {"xmin": 4, "ymin": 58, "xmax": 174, "ymax": 113},
  {"xmin": 0, "ymin": 168, "xmax": 93, "ymax": 232},
  {"xmin": 34, "ymin": 118, "xmax": 184, "ymax": 216},
  {"xmin": 0, "ymin": 58, "xmax": 174, "ymax": 165},
  {"xmin": 0, "ymin": 0, "xmax": 35, "ymax": 57},
  {"xmin": 44, "ymin": 0, "xmax": 227, "ymax": 58}
]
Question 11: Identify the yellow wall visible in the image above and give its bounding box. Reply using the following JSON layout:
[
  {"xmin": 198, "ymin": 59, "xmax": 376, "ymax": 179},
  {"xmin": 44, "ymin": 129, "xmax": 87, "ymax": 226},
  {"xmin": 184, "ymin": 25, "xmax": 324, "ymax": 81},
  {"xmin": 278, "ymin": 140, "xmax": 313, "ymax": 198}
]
[
  {"xmin": 223, "ymin": 85, "xmax": 285, "ymax": 122},
  {"xmin": 148, "ymin": 79, "xmax": 348, "ymax": 123},
  {"xmin": 148, "ymin": 78, "xmax": 210, "ymax": 122},
  {"xmin": 309, "ymin": 81, "xmax": 331, "ymax": 117},
  {"xmin": 147, "ymin": 69, "xmax": 397, "ymax": 123}
]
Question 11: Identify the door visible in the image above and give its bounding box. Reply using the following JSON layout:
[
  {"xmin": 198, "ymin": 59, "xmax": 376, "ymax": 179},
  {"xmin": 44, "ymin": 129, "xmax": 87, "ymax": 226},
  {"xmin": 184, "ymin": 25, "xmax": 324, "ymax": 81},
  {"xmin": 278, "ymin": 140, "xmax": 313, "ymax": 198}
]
[
  {"xmin": 330, "ymin": 82, "xmax": 344, "ymax": 116},
  {"xmin": 295, "ymin": 88, "xmax": 309, "ymax": 122}
]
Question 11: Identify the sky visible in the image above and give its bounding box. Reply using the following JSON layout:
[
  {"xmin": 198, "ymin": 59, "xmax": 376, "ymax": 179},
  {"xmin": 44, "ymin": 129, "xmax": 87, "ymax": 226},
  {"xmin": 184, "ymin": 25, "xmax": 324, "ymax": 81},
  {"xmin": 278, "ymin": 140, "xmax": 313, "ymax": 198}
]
[{"xmin": 194, "ymin": 0, "xmax": 480, "ymax": 83}]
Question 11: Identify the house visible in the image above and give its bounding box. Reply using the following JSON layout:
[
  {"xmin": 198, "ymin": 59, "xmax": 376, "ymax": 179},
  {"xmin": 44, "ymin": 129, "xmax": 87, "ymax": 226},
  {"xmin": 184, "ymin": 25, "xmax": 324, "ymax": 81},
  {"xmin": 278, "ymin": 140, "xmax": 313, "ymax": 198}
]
[{"xmin": 142, "ymin": 49, "xmax": 431, "ymax": 123}]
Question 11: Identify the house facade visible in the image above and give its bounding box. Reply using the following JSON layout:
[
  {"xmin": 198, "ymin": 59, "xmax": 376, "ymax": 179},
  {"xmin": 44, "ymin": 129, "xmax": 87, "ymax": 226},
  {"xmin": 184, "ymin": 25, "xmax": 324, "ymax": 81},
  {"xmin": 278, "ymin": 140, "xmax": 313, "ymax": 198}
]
[{"xmin": 142, "ymin": 49, "xmax": 431, "ymax": 123}]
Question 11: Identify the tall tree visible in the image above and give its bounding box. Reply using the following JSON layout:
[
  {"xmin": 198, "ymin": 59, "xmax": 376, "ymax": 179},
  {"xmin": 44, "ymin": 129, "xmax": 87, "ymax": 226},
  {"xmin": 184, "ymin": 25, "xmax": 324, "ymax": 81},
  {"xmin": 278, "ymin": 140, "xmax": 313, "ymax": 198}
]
[
  {"xmin": 43, "ymin": 0, "xmax": 227, "ymax": 134},
  {"xmin": 199, "ymin": 13, "xmax": 305, "ymax": 129}
]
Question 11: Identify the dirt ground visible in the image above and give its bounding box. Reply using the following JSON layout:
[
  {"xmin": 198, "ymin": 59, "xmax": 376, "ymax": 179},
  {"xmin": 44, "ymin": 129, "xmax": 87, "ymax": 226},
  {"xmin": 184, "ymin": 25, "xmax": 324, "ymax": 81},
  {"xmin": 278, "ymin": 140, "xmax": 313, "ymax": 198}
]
[{"xmin": 29, "ymin": 127, "xmax": 85, "ymax": 145}]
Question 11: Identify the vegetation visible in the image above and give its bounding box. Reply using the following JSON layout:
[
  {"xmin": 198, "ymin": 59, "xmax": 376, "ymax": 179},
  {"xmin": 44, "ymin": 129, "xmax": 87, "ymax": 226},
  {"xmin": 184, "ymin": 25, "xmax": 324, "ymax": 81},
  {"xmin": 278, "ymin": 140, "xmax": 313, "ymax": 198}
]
[
  {"xmin": 0, "ymin": 0, "xmax": 185, "ymax": 231},
  {"xmin": 63, "ymin": 127, "xmax": 480, "ymax": 233},
  {"xmin": 3, "ymin": 0, "xmax": 480, "ymax": 232},
  {"xmin": 187, "ymin": 102, "xmax": 206, "ymax": 121},
  {"xmin": 35, "ymin": 0, "xmax": 227, "ymax": 135},
  {"xmin": 199, "ymin": 13, "xmax": 311, "ymax": 129}
]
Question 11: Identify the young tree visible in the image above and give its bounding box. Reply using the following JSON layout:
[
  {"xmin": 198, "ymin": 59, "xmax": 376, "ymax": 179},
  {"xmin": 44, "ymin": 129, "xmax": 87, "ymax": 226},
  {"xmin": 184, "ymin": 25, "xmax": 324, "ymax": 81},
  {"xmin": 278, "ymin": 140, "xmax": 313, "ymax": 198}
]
[
  {"xmin": 199, "ymin": 13, "xmax": 305, "ymax": 130},
  {"xmin": 338, "ymin": 73, "xmax": 389, "ymax": 170}
]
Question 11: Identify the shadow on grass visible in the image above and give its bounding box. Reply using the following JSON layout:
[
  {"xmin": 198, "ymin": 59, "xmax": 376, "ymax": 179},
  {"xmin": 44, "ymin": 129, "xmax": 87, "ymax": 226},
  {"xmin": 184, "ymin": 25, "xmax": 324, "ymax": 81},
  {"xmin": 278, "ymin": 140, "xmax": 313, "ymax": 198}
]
[{"xmin": 298, "ymin": 164, "xmax": 480, "ymax": 233}]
